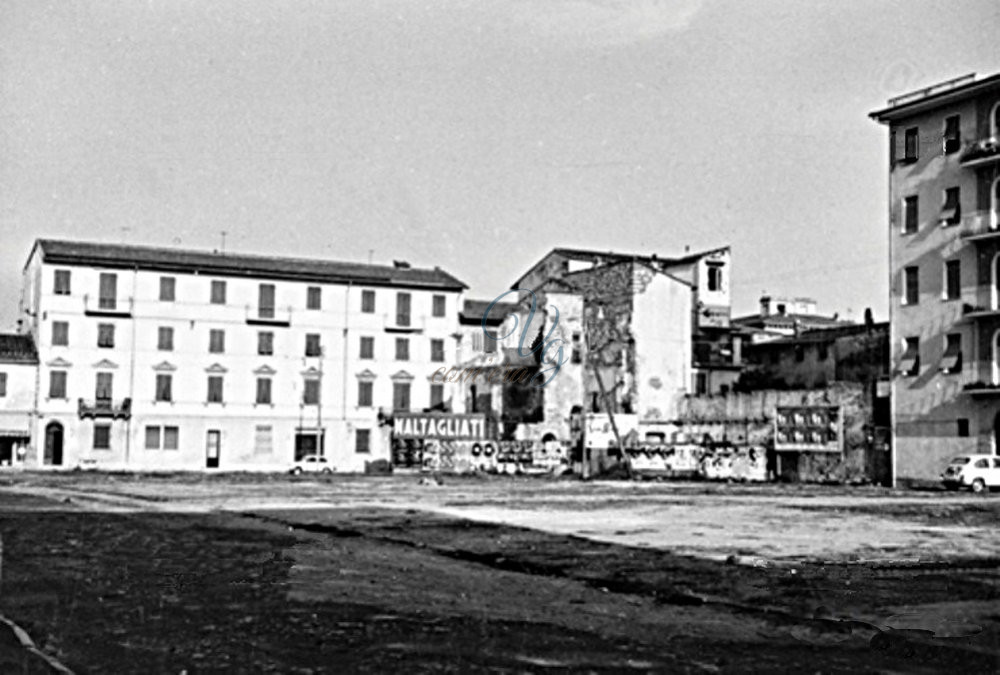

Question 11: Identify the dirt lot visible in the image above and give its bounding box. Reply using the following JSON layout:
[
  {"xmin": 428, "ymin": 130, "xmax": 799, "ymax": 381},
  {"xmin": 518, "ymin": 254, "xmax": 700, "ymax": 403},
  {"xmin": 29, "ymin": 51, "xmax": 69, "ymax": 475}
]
[{"xmin": 0, "ymin": 472, "xmax": 998, "ymax": 673}]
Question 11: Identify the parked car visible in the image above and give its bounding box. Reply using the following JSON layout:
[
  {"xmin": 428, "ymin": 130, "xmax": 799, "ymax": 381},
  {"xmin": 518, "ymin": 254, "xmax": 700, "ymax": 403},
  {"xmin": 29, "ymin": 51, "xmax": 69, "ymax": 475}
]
[
  {"xmin": 289, "ymin": 454, "xmax": 333, "ymax": 475},
  {"xmin": 940, "ymin": 454, "xmax": 1000, "ymax": 493}
]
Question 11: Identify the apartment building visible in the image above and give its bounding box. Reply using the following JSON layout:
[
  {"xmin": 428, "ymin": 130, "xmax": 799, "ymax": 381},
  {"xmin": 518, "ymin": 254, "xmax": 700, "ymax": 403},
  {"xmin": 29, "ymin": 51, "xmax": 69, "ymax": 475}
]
[
  {"xmin": 18, "ymin": 239, "xmax": 466, "ymax": 471},
  {"xmin": 871, "ymin": 71, "xmax": 1000, "ymax": 483}
]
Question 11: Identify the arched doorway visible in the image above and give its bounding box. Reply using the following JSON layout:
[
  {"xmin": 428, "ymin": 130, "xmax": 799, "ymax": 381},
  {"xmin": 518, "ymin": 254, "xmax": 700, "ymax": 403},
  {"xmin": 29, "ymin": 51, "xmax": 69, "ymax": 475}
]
[{"xmin": 44, "ymin": 422, "xmax": 63, "ymax": 466}]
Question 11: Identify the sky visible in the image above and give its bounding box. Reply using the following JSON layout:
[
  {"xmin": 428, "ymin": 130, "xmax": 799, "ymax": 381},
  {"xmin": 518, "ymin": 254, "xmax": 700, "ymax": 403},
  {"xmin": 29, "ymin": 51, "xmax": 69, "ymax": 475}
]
[{"xmin": 1, "ymin": 0, "xmax": 998, "ymax": 330}]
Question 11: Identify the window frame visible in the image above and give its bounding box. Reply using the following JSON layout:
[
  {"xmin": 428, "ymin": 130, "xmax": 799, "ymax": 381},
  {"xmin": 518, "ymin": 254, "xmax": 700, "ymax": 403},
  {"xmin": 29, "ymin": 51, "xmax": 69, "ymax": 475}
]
[
  {"xmin": 943, "ymin": 114, "xmax": 961, "ymax": 154},
  {"xmin": 357, "ymin": 380, "xmax": 373, "ymax": 407},
  {"xmin": 209, "ymin": 329, "xmax": 225, "ymax": 354},
  {"xmin": 155, "ymin": 374, "xmax": 173, "ymax": 402},
  {"xmin": 432, "ymin": 294, "xmax": 446, "ymax": 317},
  {"xmin": 302, "ymin": 378, "xmax": 320, "ymax": 405},
  {"xmin": 93, "ymin": 424, "xmax": 111, "ymax": 450},
  {"xmin": 903, "ymin": 126, "xmax": 919, "ymax": 162},
  {"xmin": 359, "ymin": 336, "xmax": 375, "ymax": 360},
  {"xmin": 903, "ymin": 195, "xmax": 919, "ymax": 234},
  {"xmin": 49, "ymin": 370, "xmax": 67, "ymax": 399},
  {"xmin": 305, "ymin": 333, "xmax": 322, "ymax": 357},
  {"xmin": 355, "ymin": 429, "xmax": 371, "ymax": 454},
  {"xmin": 53, "ymin": 269, "xmax": 71, "ymax": 295},
  {"xmin": 361, "ymin": 289, "xmax": 376, "ymax": 313},
  {"xmin": 395, "ymin": 337, "xmax": 410, "ymax": 361},
  {"xmin": 210, "ymin": 280, "xmax": 227, "ymax": 305},
  {"xmin": 903, "ymin": 266, "xmax": 919, "ymax": 305},
  {"xmin": 157, "ymin": 326, "xmax": 174, "ymax": 351},
  {"xmin": 256, "ymin": 377, "xmax": 272, "ymax": 405},
  {"xmin": 944, "ymin": 259, "xmax": 961, "ymax": 301},
  {"xmin": 97, "ymin": 323, "xmax": 116, "ymax": 348},
  {"xmin": 159, "ymin": 276, "xmax": 176, "ymax": 302},
  {"xmin": 307, "ymin": 286, "xmax": 322, "ymax": 310},
  {"xmin": 258, "ymin": 331, "xmax": 274, "ymax": 356},
  {"xmin": 207, "ymin": 375, "xmax": 224, "ymax": 403},
  {"xmin": 52, "ymin": 321, "xmax": 69, "ymax": 347}
]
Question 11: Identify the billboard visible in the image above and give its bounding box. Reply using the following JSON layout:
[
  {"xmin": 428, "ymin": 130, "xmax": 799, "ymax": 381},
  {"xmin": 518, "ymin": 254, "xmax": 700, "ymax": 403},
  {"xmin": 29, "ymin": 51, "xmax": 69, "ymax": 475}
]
[
  {"xmin": 773, "ymin": 405, "xmax": 841, "ymax": 452},
  {"xmin": 392, "ymin": 413, "xmax": 489, "ymax": 440}
]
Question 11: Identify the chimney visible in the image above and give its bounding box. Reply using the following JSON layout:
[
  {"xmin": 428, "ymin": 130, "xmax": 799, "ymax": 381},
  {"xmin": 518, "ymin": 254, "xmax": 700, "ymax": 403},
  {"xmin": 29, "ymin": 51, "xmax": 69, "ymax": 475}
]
[{"xmin": 759, "ymin": 295, "xmax": 772, "ymax": 317}]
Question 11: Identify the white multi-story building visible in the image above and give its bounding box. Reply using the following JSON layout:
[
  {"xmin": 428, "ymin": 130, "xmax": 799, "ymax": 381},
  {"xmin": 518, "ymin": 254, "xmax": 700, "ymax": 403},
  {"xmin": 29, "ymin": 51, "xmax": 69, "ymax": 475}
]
[
  {"xmin": 0, "ymin": 334, "xmax": 37, "ymax": 467},
  {"xmin": 18, "ymin": 239, "xmax": 466, "ymax": 471}
]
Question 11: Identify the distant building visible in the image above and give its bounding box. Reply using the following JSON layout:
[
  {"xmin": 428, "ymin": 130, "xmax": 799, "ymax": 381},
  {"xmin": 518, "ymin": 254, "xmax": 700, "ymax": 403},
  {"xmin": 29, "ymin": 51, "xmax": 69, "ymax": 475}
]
[
  {"xmin": 0, "ymin": 334, "xmax": 37, "ymax": 467},
  {"xmin": 870, "ymin": 71, "xmax": 1000, "ymax": 483},
  {"xmin": 17, "ymin": 239, "xmax": 466, "ymax": 471},
  {"xmin": 733, "ymin": 295, "xmax": 854, "ymax": 344}
]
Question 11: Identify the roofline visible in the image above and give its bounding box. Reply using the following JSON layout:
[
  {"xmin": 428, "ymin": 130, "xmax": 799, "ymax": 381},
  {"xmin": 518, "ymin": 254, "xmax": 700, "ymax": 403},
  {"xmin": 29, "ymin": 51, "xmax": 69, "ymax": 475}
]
[
  {"xmin": 869, "ymin": 72, "xmax": 1000, "ymax": 123},
  {"xmin": 29, "ymin": 239, "xmax": 469, "ymax": 291},
  {"xmin": 510, "ymin": 244, "xmax": 730, "ymax": 288}
]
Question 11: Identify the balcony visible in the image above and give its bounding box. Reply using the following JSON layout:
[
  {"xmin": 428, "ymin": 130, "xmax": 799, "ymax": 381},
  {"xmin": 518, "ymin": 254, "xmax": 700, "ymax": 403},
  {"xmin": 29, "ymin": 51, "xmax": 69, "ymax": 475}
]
[
  {"xmin": 384, "ymin": 315, "xmax": 424, "ymax": 334},
  {"xmin": 245, "ymin": 306, "xmax": 291, "ymax": 327},
  {"xmin": 961, "ymin": 303, "xmax": 1000, "ymax": 321},
  {"xmin": 78, "ymin": 397, "xmax": 132, "ymax": 420},
  {"xmin": 83, "ymin": 295, "xmax": 133, "ymax": 318},
  {"xmin": 963, "ymin": 381, "xmax": 1000, "ymax": 397},
  {"xmin": 959, "ymin": 211, "xmax": 1000, "ymax": 242},
  {"xmin": 960, "ymin": 138, "xmax": 1000, "ymax": 168}
]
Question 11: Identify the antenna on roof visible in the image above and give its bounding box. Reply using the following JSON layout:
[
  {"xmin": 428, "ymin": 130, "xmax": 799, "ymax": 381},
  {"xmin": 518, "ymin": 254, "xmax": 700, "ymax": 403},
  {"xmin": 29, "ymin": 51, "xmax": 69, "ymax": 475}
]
[{"xmin": 220, "ymin": 231, "xmax": 227, "ymax": 255}]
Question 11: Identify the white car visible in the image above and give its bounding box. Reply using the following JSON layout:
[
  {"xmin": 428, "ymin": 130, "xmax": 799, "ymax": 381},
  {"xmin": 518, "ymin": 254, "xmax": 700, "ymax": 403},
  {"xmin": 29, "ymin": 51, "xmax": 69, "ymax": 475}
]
[
  {"xmin": 941, "ymin": 454, "xmax": 1000, "ymax": 493},
  {"xmin": 289, "ymin": 454, "xmax": 333, "ymax": 475}
]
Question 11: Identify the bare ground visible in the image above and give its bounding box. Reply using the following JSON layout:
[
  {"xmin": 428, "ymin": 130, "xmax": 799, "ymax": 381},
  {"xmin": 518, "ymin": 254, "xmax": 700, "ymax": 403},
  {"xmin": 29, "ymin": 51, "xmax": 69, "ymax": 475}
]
[{"xmin": 0, "ymin": 472, "xmax": 998, "ymax": 673}]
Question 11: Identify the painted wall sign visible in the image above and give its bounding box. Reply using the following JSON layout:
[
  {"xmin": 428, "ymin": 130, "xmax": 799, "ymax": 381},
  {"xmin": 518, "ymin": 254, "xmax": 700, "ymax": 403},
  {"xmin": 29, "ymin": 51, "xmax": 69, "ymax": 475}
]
[{"xmin": 392, "ymin": 413, "xmax": 488, "ymax": 440}]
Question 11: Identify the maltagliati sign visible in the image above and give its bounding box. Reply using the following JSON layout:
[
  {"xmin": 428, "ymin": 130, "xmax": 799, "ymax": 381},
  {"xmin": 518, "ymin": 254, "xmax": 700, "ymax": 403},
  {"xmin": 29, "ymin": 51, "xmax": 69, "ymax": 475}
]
[{"xmin": 392, "ymin": 413, "xmax": 488, "ymax": 440}]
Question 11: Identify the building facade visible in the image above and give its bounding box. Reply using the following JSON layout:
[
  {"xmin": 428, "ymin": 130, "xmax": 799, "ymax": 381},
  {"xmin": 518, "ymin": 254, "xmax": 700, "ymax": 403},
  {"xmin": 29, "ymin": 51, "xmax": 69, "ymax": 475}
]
[
  {"xmin": 0, "ymin": 334, "xmax": 37, "ymax": 467},
  {"xmin": 871, "ymin": 71, "xmax": 1000, "ymax": 483},
  {"xmin": 18, "ymin": 239, "xmax": 466, "ymax": 471}
]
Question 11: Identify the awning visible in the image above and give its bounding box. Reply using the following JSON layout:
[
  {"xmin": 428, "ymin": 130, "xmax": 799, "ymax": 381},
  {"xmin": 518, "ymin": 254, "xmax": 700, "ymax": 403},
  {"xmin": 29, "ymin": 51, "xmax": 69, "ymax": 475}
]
[
  {"xmin": 0, "ymin": 412, "xmax": 30, "ymax": 437},
  {"xmin": 898, "ymin": 342, "xmax": 919, "ymax": 376},
  {"xmin": 940, "ymin": 339, "xmax": 962, "ymax": 373}
]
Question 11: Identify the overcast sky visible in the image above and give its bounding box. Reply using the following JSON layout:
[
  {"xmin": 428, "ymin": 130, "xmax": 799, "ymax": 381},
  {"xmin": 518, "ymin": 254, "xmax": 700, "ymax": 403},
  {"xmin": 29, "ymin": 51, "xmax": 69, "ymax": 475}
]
[{"xmin": 1, "ymin": 0, "xmax": 997, "ymax": 329}]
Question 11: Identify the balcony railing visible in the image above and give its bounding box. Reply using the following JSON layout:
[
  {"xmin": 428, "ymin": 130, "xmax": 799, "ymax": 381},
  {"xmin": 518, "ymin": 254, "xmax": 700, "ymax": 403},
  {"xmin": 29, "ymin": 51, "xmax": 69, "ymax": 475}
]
[
  {"xmin": 959, "ymin": 211, "xmax": 1000, "ymax": 241},
  {"xmin": 963, "ymin": 381, "xmax": 1000, "ymax": 397},
  {"xmin": 960, "ymin": 138, "xmax": 1000, "ymax": 168},
  {"xmin": 961, "ymin": 303, "xmax": 1000, "ymax": 320},
  {"xmin": 78, "ymin": 397, "xmax": 132, "ymax": 420},
  {"xmin": 244, "ymin": 306, "xmax": 291, "ymax": 327},
  {"xmin": 83, "ymin": 295, "xmax": 133, "ymax": 318}
]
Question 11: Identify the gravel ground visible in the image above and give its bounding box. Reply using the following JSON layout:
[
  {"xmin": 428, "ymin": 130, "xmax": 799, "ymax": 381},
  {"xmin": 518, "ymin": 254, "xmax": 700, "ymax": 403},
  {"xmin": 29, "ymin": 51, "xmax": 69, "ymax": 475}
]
[{"xmin": 0, "ymin": 472, "xmax": 997, "ymax": 673}]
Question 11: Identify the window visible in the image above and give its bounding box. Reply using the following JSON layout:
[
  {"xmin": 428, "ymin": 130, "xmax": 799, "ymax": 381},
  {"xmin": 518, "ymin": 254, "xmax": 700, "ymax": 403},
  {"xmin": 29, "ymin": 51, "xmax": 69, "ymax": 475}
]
[
  {"xmin": 52, "ymin": 321, "xmax": 69, "ymax": 346},
  {"xmin": 957, "ymin": 418, "xmax": 970, "ymax": 437},
  {"xmin": 0, "ymin": 373, "xmax": 6, "ymax": 397},
  {"xmin": 944, "ymin": 260, "xmax": 961, "ymax": 300},
  {"xmin": 817, "ymin": 343, "xmax": 829, "ymax": 361},
  {"xmin": 571, "ymin": 332, "xmax": 582, "ymax": 364},
  {"xmin": 159, "ymin": 276, "xmax": 176, "ymax": 302},
  {"xmin": 472, "ymin": 331, "xmax": 485, "ymax": 352},
  {"xmin": 358, "ymin": 380, "xmax": 373, "ymax": 407},
  {"xmin": 694, "ymin": 372, "xmax": 708, "ymax": 396},
  {"xmin": 210, "ymin": 280, "xmax": 226, "ymax": 304},
  {"xmin": 305, "ymin": 333, "xmax": 322, "ymax": 357},
  {"xmin": 303, "ymin": 379, "xmax": 320, "ymax": 405},
  {"xmin": 258, "ymin": 331, "xmax": 274, "ymax": 356},
  {"xmin": 395, "ymin": 337, "xmax": 409, "ymax": 361},
  {"xmin": 54, "ymin": 269, "xmax": 71, "ymax": 295},
  {"xmin": 707, "ymin": 264, "xmax": 723, "ymax": 292},
  {"xmin": 258, "ymin": 284, "xmax": 275, "ymax": 319},
  {"xmin": 49, "ymin": 371, "xmax": 67, "ymax": 399},
  {"xmin": 941, "ymin": 187, "xmax": 960, "ymax": 225},
  {"xmin": 209, "ymin": 329, "xmax": 225, "ymax": 354},
  {"xmin": 903, "ymin": 196, "xmax": 919, "ymax": 233},
  {"xmin": 396, "ymin": 292, "xmax": 411, "ymax": 327},
  {"xmin": 158, "ymin": 326, "xmax": 174, "ymax": 351},
  {"xmin": 98, "ymin": 273, "xmax": 117, "ymax": 310},
  {"xmin": 430, "ymin": 338, "xmax": 445, "ymax": 362},
  {"xmin": 95, "ymin": 372, "xmax": 113, "ymax": 401},
  {"xmin": 433, "ymin": 294, "xmax": 446, "ymax": 317},
  {"xmin": 360, "ymin": 336, "xmax": 374, "ymax": 360},
  {"xmin": 256, "ymin": 377, "xmax": 272, "ymax": 405},
  {"xmin": 903, "ymin": 127, "xmax": 919, "ymax": 162},
  {"xmin": 97, "ymin": 323, "xmax": 115, "ymax": 348},
  {"xmin": 430, "ymin": 383, "xmax": 444, "ymax": 408},
  {"xmin": 393, "ymin": 382, "xmax": 411, "ymax": 411},
  {"xmin": 899, "ymin": 337, "xmax": 919, "ymax": 376},
  {"xmin": 361, "ymin": 289, "xmax": 375, "ymax": 313},
  {"xmin": 155, "ymin": 374, "xmax": 173, "ymax": 402},
  {"xmin": 145, "ymin": 426, "xmax": 179, "ymax": 450},
  {"xmin": 254, "ymin": 425, "xmax": 273, "ymax": 455},
  {"xmin": 903, "ymin": 266, "xmax": 919, "ymax": 305},
  {"xmin": 943, "ymin": 115, "xmax": 961, "ymax": 154},
  {"xmin": 307, "ymin": 286, "xmax": 321, "ymax": 310},
  {"xmin": 941, "ymin": 333, "xmax": 962, "ymax": 374},
  {"xmin": 207, "ymin": 376, "xmax": 224, "ymax": 403},
  {"xmin": 355, "ymin": 429, "xmax": 371, "ymax": 454},
  {"xmin": 93, "ymin": 425, "xmax": 111, "ymax": 450}
]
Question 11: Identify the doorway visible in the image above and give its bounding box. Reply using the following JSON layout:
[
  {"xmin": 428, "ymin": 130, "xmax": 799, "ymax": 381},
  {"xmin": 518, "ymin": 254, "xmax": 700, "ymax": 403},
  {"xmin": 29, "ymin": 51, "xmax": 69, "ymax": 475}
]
[
  {"xmin": 206, "ymin": 430, "xmax": 221, "ymax": 469},
  {"xmin": 44, "ymin": 422, "xmax": 64, "ymax": 466}
]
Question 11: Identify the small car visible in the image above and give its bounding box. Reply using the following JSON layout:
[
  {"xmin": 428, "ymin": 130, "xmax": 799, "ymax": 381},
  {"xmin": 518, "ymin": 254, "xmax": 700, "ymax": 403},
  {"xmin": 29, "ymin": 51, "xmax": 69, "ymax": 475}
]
[
  {"xmin": 289, "ymin": 454, "xmax": 333, "ymax": 475},
  {"xmin": 940, "ymin": 454, "xmax": 1000, "ymax": 493}
]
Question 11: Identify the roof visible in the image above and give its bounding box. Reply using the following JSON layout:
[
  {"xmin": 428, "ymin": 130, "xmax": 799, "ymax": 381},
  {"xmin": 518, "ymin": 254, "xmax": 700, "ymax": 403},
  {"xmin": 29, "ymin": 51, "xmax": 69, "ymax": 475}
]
[
  {"xmin": 0, "ymin": 334, "xmax": 38, "ymax": 365},
  {"xmin": 748, "ymin": 322, "xmax": 889, "ymax": 347},
  {"xmin": 869, "ymin": 71, "xmax": 1000, "ymax": 123},
  {"xmin": 732, "ymin": 312, "xmax": 852, "ymax": 330},
  {"xmin": 30, "ymin": 239, "xmax": 467, "ymax": 291},
  {"xmin": 460, "ymin": 299, "xmax": 518, "ymax": 325},
  {"xmin": 512, "ymin": 245, "xmax": 729, "ymax": 287}
]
